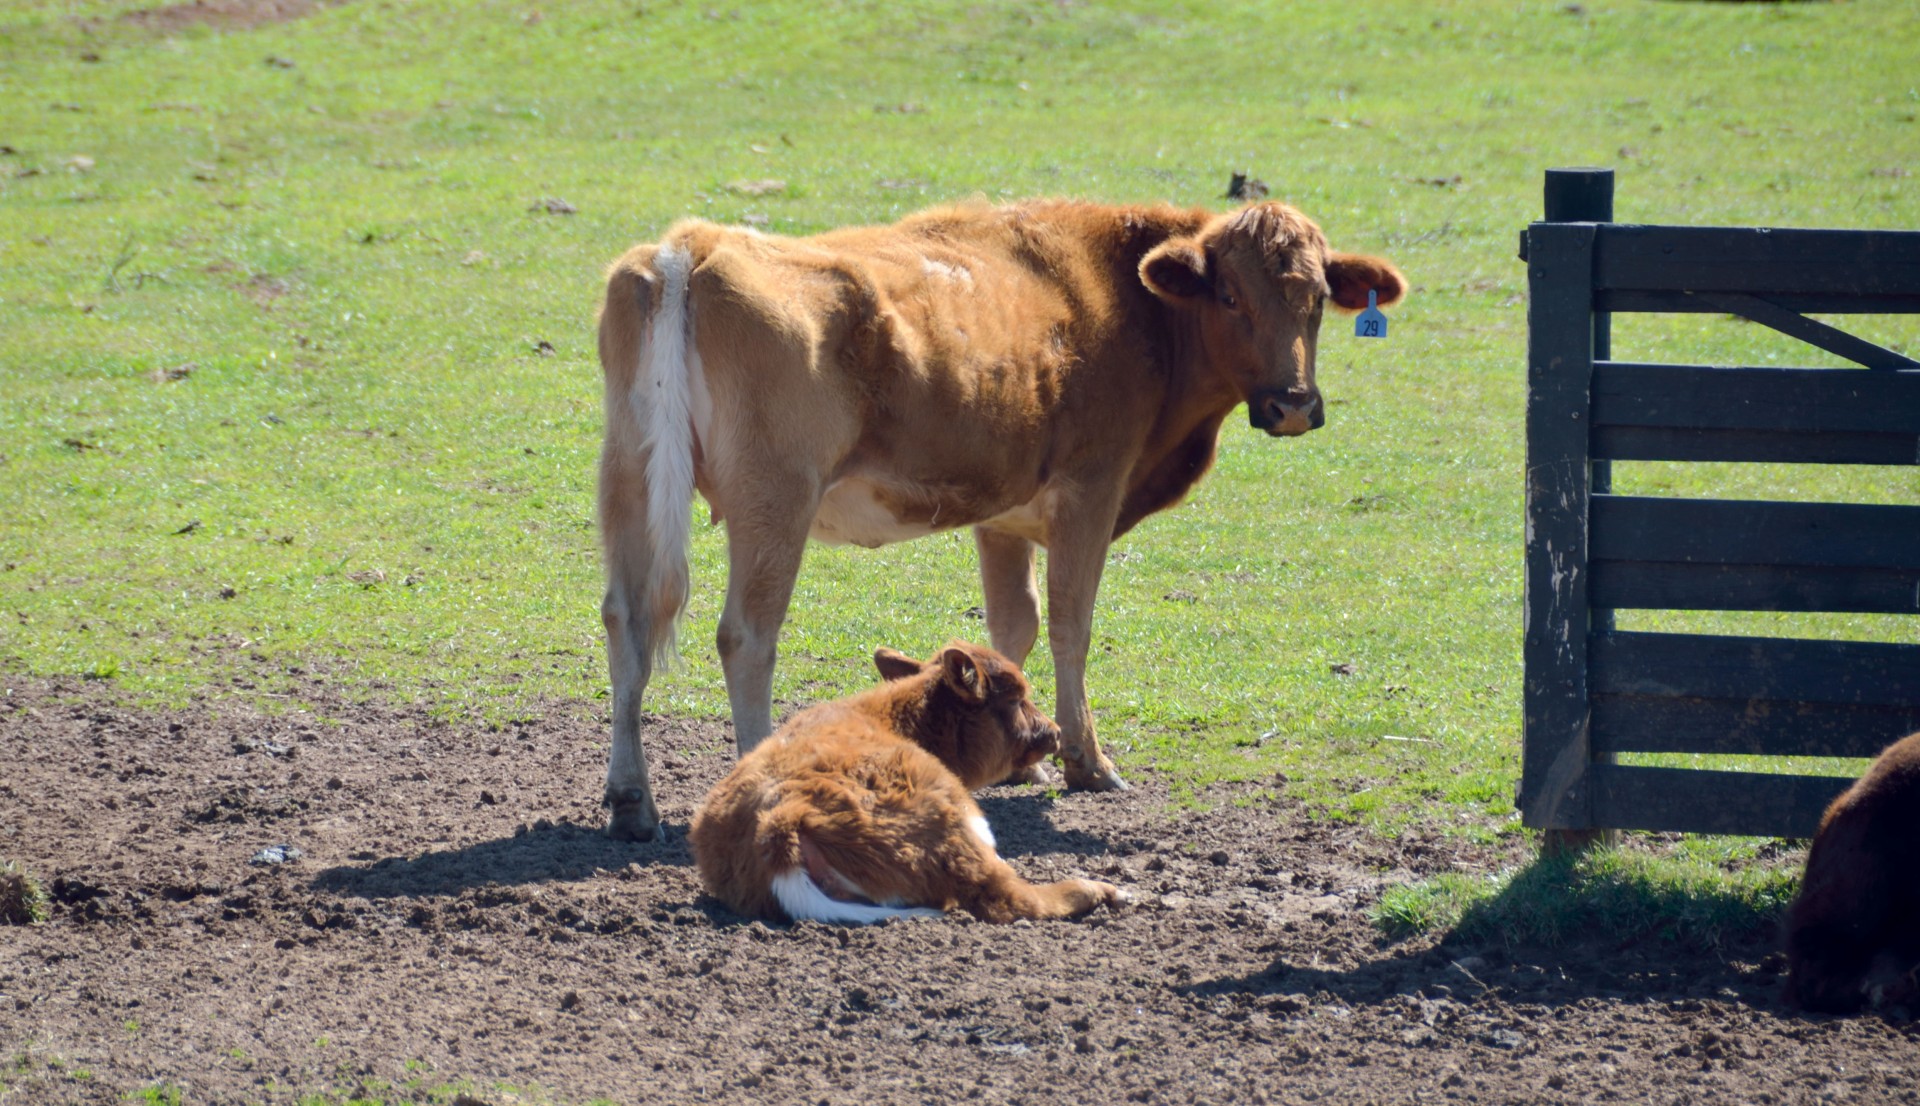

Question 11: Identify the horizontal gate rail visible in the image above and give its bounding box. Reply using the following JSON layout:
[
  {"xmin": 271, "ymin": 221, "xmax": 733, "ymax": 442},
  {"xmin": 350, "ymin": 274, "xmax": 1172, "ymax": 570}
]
[
  {"xmin": 1590, "ymin": 224, "xmax": 1920, "ymax": 299},
  {"xmin": 1588, "ymin": 497, "xmax": 1920, "ymax": 614},
  {"xmin": 1600, "ymin": 290, "xmax": 1920, "ymax": 316},
  {"xmin": 1587, "ymin": 763, "xmax": 1852, "ymax": 838},
  {"xmin": 1590, "ymin": 631, "xmax": 1920, "ymax": 760},
  {"xmin": 1592, "ymin": 362, "xmax": 1920, "ymax": 465}
]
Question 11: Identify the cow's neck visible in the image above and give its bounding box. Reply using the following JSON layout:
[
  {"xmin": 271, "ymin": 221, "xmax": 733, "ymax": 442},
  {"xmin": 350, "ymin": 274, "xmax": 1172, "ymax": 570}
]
[{"xmin": 1108, "ymin": 308, "xmax": 1242, "ymax": 539}]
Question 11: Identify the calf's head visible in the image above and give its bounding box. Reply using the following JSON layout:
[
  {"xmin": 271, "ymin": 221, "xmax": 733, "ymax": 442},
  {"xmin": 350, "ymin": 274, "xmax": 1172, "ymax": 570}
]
[
  {"xmin": 872, "ymin": 641, "xmax": 1060, "ymax": 790},
  {"xmin": 1140, "ymin": 202, "xmax": 1405, "ymax": 436}
]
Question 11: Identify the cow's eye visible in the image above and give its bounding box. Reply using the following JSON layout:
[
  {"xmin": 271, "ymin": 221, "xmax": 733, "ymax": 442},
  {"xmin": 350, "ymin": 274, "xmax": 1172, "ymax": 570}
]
[{"xmin": 1220, "ymin": 292, "xmax": 1238, "ymax": 309}]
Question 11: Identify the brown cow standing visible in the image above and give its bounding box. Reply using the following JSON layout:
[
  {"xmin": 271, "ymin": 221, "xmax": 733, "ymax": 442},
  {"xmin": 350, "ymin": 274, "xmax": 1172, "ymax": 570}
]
[
  {"xmin": 1785, "ymin": 730, "xmax": 1920, "ymax": 1013},
  {"xmin": 595, "ymin": 198, "xmax": 1406, "ymax": 841}
]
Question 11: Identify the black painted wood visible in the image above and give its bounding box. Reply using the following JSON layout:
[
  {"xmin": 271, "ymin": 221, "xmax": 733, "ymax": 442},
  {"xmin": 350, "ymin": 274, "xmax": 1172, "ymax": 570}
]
[
  {"xmin": 1589, "ymin": 224, "xmax": 1920, "ymax": 297},
  {"xmin": 1591, "ymin": 363, "xmax": 1920, "ymax": 435},
  {"xmin": 1590, "ymin": 496, "xmax": 1920, "ymax": 571},
  {"xmin": 1689, "ymin": 293, "xmax": 1919, "ymax": 370},
  {"xmin": 1593, "ymin": 426, "xmax": 1920, "ymax": 465},
  {"xmin": 1599, "ymin": 290, "xmax": 1920, "ymax": 315},
  {"xmin": 1518, "ymin": 170, "xmax": 1920, "ymax": 840},
  {"xmin": 1590, "ymin": 631, "xmax": 1920, "ymax": 706},
  {"xmin": 1592, "ymin": 695, "xmax": 1920, "ymax": 759},
  {"xmin": 1587, "ymin": 763, "xmax": 1852, "ymax": 838},
  {"xmin": 1590, "ymin": 561, "xmax": 1920, "ymax": 613},
  {"xmin": 1522, "ymin": 221, "xmax": 1600, "ymax": 831}
]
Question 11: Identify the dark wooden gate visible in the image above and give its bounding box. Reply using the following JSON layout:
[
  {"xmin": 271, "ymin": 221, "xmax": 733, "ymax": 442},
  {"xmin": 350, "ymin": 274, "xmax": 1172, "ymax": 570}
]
[{"xmin": 1519, "ymin": 168, "xmax": 1920, "ymax": 839}]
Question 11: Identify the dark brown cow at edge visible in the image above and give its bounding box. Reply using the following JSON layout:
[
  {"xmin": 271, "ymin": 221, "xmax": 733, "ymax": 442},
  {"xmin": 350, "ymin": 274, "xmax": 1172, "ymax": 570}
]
[{"xmin": 1786, "ymin": 730, "xmax": 1920, "ymax": 1013}]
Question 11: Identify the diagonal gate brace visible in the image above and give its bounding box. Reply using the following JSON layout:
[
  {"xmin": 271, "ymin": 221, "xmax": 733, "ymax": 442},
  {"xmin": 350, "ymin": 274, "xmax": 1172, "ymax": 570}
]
[{"xmin": 1690, "ymin": 291, "xmax": 1920, "ymax": 370}]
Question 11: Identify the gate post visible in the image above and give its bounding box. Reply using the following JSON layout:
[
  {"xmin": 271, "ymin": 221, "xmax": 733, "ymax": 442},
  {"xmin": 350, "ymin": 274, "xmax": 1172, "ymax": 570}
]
[{"xmin": 1524, "ymin": 168, "xmax": 1619, "ymax": 856}]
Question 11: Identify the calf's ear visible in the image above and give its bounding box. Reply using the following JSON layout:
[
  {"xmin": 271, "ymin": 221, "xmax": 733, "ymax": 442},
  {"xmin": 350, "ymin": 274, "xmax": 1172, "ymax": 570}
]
[
  {"xmin": 873, "ymin": 647, "xmax": 924, "ymax": 683},
  {"xmin": 938, "ymin": 646, "xmax": 987, "ymax": 703},
  {"xmin": 1140, "ymin": 239, "xmax": 1212, "ymax": 302},
  {"xmin": 1325, "ymin": 252, "xmax": 1407, "ymax": 312}
]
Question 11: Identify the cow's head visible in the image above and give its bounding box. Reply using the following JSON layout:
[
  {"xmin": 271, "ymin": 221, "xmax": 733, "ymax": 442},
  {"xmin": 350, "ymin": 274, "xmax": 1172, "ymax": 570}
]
[
  {"xmin": 1139, "ymin": 202, "xmax": 1405, "ymax": 436},
  {"xmin": 873, "ymin": 641, "xmax": 1060, "ymax": 790}
]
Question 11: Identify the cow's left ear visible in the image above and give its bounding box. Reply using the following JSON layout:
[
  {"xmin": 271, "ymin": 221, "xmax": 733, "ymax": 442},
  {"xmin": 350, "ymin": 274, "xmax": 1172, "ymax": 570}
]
[
  {"xmin": 874, "ymin": 647, "xmax": 924, "ymax": 683},
  {"xmin": 937, "ymin": 646, "xmax": 987, "ymax": 704},
  {"xmin": 1140, "ymin": 239, "xmax": 1212, "ymax": 302},
  {"xmin": 1325, "ymin": 252, "xmax": 1407, "ymax": 313}
]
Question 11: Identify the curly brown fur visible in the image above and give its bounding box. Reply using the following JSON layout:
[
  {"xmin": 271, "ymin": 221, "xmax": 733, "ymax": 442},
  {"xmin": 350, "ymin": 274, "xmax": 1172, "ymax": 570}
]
[
  {"xmin": 689, "ymin": 641, "xmax": 1126, "ymax": 925},
  {"xmin": 1786, "ymin": 730, "xmax": 1920, "ymax": 1013}
]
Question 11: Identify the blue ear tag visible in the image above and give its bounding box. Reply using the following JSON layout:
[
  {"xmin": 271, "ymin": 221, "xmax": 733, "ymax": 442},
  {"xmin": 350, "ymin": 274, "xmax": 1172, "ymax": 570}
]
[{"xmin": 1354, "ymin": 289, "xmax": 1387, "ymax": 339}]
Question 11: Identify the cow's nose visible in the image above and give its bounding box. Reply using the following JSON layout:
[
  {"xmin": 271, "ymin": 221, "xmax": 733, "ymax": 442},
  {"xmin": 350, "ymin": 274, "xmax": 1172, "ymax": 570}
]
[{"xmin": 1249, "ymin": 389, "xmax": 1323, "ymax": 436}]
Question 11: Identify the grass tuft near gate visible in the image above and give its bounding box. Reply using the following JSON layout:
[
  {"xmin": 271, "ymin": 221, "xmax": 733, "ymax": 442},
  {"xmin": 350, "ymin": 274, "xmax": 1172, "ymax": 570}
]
[{"xmin": 1372, "ymin": 840, "xmax": 1802, "ymax": 951}]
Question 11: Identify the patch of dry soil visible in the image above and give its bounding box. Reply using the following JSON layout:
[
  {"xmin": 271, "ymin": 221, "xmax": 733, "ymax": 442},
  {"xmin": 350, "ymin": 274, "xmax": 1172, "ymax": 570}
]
[
  {"xmin": 1, "ymin": 679, "xmax": 1915, "ymax": 1105},
  {"xmin": 118, "ymin": 0, "xmax": 342, "ymax": 34}
]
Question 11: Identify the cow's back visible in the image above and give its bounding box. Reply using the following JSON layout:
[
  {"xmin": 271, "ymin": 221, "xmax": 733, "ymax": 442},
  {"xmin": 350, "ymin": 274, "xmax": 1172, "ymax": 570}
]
[{"xmin": 669, "ymin": 202, "xmax": 1211, "ymax": 546}]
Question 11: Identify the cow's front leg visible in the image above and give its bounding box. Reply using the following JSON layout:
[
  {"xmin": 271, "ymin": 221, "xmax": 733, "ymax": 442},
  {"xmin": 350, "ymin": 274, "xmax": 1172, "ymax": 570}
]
[
  {"xmin": 975, "ymin": 527, "xmax": 1052, "ymax": 786},
  {"xmin": 1043, "ymin": 502, "xmax": 1130, "ymax": 793},
  {"xmin": 715, "ymin": 489, "xmax": 817, "ymax": 756}
]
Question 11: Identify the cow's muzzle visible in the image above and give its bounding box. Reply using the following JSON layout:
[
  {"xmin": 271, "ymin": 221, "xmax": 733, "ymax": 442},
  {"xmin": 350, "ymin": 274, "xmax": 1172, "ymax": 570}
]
[{"xmin": 1249, "ymin": 388, "xmax": 1325, "ymax": 437}]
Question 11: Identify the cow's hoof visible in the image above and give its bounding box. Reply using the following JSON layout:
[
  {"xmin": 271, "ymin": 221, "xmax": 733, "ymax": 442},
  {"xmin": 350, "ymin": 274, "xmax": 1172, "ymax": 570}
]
[
  {"xmin": 1002, "ymin": 762, "xmax": 1053, "ymax": 787},
  {"xmin": 1063, "ymin": 762, "xmax": 1130, "ymax": 793},
  {"xmin": 605, "ymin": 797, "xmax": 662, "ymax": 843}
]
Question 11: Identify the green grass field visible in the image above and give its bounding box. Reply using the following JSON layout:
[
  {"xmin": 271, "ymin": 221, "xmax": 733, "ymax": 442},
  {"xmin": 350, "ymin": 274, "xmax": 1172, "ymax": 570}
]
[{"xmin": 2, "ymin": 0, "xmax": 1916, "ymax": 836}]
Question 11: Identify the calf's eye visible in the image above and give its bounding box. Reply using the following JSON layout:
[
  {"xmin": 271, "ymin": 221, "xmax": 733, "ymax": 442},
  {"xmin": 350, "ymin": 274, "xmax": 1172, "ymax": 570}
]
[{"xmin": 1220, "ymin": 293, "xmax": 1238, "ymax": 309}]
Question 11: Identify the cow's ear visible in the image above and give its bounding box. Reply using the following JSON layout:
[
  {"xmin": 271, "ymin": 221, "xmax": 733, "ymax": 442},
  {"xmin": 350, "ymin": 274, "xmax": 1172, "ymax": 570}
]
[
  {"xmin": 1325, "ymin": 252, "xmax": 1407, "ymax": 312},
  {"xmin": 937, "ymin": 646, "xmax": 987, "ymax": 703},
  {"xmin": 873, "ymin": 647, "xmax": 924, "ymax": 683},
  {"xmin": 1140, "ymin": 240, "xmax": 1212, "ymax": 302}
]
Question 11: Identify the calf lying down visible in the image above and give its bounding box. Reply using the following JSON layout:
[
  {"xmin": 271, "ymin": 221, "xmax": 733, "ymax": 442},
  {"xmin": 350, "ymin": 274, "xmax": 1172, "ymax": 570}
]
[
  {"xmin": 690, "ymin": 642, "xmax": 1126, "ymax": 924},
  {"xmin": 1786, "ymin": 729, "xmax": 1920, "ymax": 1013}
]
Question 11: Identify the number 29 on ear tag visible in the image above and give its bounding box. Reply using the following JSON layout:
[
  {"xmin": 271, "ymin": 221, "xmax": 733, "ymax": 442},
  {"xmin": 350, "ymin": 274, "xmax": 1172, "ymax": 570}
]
[{"xmin": 1354, "ymin": 289, "xmax": 1388, "ymax": 339}]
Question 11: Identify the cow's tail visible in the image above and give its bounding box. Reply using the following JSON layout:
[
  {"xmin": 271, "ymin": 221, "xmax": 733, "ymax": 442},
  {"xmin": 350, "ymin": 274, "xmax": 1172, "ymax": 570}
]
[{"xmin": 601, "ymin": 241, "xmax": 697, "ymax": 670}]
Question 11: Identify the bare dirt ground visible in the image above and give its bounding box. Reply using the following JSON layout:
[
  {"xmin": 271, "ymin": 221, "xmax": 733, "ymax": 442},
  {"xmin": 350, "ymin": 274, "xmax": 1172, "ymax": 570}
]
[{"xmin": 1, "ymin": 677, "xmax": 1916, "ymax": 1106}]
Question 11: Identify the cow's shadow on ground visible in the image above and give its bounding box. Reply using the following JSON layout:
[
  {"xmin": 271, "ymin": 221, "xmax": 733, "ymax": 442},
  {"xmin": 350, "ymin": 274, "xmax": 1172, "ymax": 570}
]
[
  {"xmin": 308, "ymin": 792, "xmax": 1109, "ymax": 900},
  {"xmin": 310, "ymin": 819, "xmax": 691, "ymax": 899},
  {"xmin": 975, "ymin": 790, "xmax": 1114, "ymax": 859}
]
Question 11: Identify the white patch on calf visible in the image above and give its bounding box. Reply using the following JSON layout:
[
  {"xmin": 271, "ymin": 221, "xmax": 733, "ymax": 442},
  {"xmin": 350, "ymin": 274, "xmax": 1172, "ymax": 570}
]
[
  {"xmin": 769, "ymin": 869, "xmax": 943, "ymax": 926},
  {"xmin": 967, "ymin": 815, "xmax": 997, "ymax": 853}
]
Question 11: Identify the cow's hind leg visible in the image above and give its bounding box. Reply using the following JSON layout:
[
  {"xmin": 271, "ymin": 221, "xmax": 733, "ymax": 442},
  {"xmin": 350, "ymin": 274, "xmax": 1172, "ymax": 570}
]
[
  {"xmin": 976, "ymin": 528, "xmax": 1041, "ymax": 665},
  {"xmin": 600, "ymin": 452, "xmax": 665, "ymax": 842},
  {"xmin": 716, "ymin": 481, "xmax": 819, "ymax": 755}
]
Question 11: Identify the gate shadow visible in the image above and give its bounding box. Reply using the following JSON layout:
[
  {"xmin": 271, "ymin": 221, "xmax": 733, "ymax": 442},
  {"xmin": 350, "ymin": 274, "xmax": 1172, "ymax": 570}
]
[{"xmin": 1177, "ymin": 852, "xmax": 1797, "ymax": 1015}]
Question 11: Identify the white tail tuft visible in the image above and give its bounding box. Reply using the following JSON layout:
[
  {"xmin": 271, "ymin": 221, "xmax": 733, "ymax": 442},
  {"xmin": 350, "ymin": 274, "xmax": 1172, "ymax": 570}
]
[
  {"xmin": 634, "ymin": 243, "xmax": 696, "ymax": 667},
  {"xmin": 769, "ymin": 869, "xmax": 943, "ymax": 926}
]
